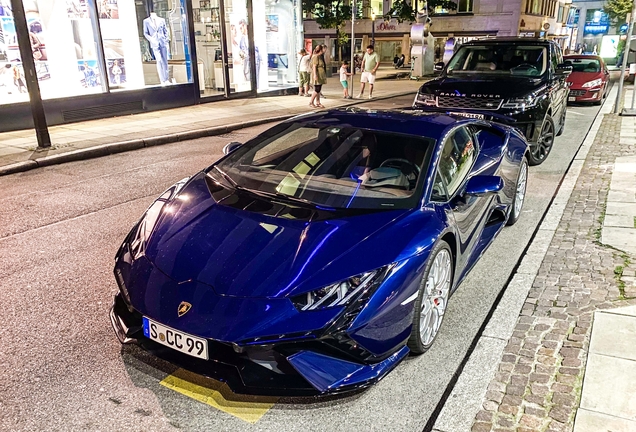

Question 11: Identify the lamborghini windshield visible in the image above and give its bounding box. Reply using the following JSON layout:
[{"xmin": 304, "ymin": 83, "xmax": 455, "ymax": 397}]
[
  {"xmin": 213, "ymin": 122, "xmax": 436, "ymax": 210},
  {"xmin": 447, "ymin": 44, "xmax": 548, "ymax": 77}
]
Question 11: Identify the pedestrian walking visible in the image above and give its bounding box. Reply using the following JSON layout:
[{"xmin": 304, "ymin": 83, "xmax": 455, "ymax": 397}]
[
  {"xmin": 318, "ymin": 44, "xmax": 328, "ymax": 99},
  {"xmin": 309, "ymin": 45, "xmax": 326, "ymax": 108},
  {"xmin": 297, "ymin": 48, "xmax": 311, "ymax": 96},
  {"xmin": 340, "ymin": 60, "xmax": 352, "ymax": 99},
  {"xmin": 357, "ymin": 45, "xmax": 380, "ymax": 99}
]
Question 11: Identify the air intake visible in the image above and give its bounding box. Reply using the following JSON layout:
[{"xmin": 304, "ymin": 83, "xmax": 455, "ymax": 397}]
[{"xmin": 62, "ymin": 101, "xmax": 144, "ymax": 122}]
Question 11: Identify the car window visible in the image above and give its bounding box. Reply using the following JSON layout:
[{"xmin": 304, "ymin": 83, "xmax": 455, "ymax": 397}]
[
  {"xmin": 215, "ymin": 123, "xmax": 436, "ymax": 210},
  {"xmin": 437, "ymin": 127, "xmax": 476, "ymax": 197},
  {"xmin": 431, "ymin": 172, "xmax": 448, "ymax": 202},
  {"xmin": 550, "ymin": 46, "xmax": 559, "ymax": 73},
  {"xmin": 446, "ymin": 44, "xmax": 547, "ymax": 77},
  {"xmin": 564, "ymin": 58, "xmax": 601, "ymax": 73}
]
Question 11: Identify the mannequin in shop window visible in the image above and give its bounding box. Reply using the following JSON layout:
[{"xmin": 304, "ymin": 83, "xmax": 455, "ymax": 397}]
[{"xmin": 143, "ymin": 11, "xmax": 171, "ymax": 85}]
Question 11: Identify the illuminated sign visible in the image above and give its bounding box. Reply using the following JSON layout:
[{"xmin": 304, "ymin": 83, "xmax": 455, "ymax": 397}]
[{"xmin": 584, "ymin": 24, "xmax": 609, "ymax": 34}]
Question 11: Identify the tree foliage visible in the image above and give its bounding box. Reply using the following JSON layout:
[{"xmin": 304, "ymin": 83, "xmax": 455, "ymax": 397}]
[
  {"xmin": 603, "ymin": 0, "xmax": 633, "ymax": 25},
  {"xmin": 385, "ymin": 0, "xmax": 457, "ymax": 24},
  {"xmin": 302, "ymin": 0, "xmax": 352, "ymax": 60},
  {"xmin": 303, "ymin": 0, "xmax": 352, "ymax": 30}
]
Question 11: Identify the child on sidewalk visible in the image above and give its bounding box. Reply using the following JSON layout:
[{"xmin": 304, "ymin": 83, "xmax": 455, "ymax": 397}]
[{"xmin": 340, "ymin": 60, "xmax": 352, "ymax": 99}]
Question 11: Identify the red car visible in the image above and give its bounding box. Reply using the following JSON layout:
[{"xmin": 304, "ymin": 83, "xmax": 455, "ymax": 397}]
[{"xmin": 564, "ymin": 55, "xmax": 610, "ymax": 105}]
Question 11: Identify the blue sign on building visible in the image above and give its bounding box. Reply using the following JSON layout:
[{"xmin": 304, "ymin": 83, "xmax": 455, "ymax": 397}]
[{"xmin": 584, "ymin": 9, "xmax": 609, "ymax": 35}]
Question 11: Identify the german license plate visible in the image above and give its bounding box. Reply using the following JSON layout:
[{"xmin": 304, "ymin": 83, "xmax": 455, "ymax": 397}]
[
  {"xmin": 143, "ymin": 317, "xmax": 209, "ymax": 360},
  {"xmin": 568, "ymin": 96, "xmax": 576, "ymax": 102},
  {"xmin": 448, "ymin": 111, "xmax": 485, "ymax": 119}
]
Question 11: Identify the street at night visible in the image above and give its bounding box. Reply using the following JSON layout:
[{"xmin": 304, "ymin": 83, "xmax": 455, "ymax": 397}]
[{"xmin": 2, "ymin": 92, "xmax": 630, "ymax": 431}]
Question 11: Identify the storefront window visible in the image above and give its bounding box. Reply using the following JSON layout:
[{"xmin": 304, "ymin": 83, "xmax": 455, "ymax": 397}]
[
  {"xmin": 192, "ymin": 0, "xmax": 223, "ymax": 97},
  {"xmin": 225, "ymin": 0, "xmax": 252, "ymax": 93},
  {"xmin": 100, "ymin": 0, "xmax": 192, "ymax": 90},
  {"xmin": 1, "ymin": 0, "xmax": 108, "ymax": 105},
  {"xmin": 257, "ymin": 0, "xmax": 299, "ymax": 93}
]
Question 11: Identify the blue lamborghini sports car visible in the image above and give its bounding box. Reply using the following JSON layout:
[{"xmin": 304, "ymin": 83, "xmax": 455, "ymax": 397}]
[{"xmin": 110, "ymin": 108, "xmax": 529, "ymax": 396}]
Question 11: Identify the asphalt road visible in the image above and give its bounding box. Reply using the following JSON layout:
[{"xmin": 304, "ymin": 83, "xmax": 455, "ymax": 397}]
[{"xmin": 0, "ymin": 96, "xmax": 602, "ymax": 432}]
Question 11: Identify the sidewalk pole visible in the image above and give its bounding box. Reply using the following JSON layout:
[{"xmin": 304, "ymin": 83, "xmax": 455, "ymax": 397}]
[
  {"xmin": 350, "ymin": 2, "xmax": 355, "ymax": 94},
  {"xmin": 9, "ymin": 0, "xmax": 51, "ymax": 148},
  {"xmin": 615, "ymin": 4, "xmax": 636, "ymax": 114}
]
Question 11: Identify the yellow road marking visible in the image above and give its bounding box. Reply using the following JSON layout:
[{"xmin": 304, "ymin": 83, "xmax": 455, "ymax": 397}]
[{"xmin": 160, "ymin": 368, "xmax": 278, "ymax": 424}]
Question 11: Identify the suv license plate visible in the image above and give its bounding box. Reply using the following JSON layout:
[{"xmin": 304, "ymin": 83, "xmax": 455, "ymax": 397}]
[
  {"xmin": 448, "ymin": 112, "xmax": 485, "ymax": 119},
  {"xmin": 143, "ymin": 317, "xmax": 209, "ymax": 360}
]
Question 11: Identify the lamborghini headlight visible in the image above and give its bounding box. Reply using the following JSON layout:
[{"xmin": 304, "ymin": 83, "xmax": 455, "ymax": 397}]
[
  {"xmin": 414, "ymin": 92, "xmax": 437, "ymax": 107},
  {"xmin": 128, "ymin": 177, "xmax": 190, "ymax": 260},
  {"xmin": 292, "ymin": 265, "xmax": 392, "ymax": 311}
]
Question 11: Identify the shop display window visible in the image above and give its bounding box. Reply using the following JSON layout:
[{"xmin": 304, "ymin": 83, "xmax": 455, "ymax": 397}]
[
  {"xmin": 0, "ymin": 0, "xmax": 108, "ymax": 104},
  {"xmin": 258, "ymin": 0, "xmax": 300, "ymax": 93},
  {"xmin": 100, "ymin": 0, "xmax": 193, "ymax": 90},
  {"xmin": 192, "ymin": 0, "xmax": 223, "ymax": 97},
  {"xmin": 225, "ymin": 0, "xmax": 252, "ymax": 93}
]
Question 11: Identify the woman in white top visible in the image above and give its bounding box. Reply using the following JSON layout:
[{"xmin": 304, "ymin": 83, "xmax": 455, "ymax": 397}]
[{"xmin": 298, "ymin": 48, "xmax": 311, "ymax": 96}]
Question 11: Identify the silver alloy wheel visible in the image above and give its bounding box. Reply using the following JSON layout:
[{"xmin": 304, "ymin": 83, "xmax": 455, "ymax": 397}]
[
  {"xmin": 514, "ymin": 161, "xmax": 528, "ymax": 219},
  {"xmin": 534, "ymin": 118, "xmax": 554, "ymax": 161},
  {"xmin": 419, "ymin": 249, "xmax": 452, "ymax": 346}
]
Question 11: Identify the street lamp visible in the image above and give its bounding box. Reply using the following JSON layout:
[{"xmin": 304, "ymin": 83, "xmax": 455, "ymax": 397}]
[{"xmin": 371, "ymin": 10, "xmax": 376, "ymax": 46}]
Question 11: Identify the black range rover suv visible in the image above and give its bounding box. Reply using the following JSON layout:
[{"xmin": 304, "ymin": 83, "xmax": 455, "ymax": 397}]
[{"xmin": 413, "ymin": 38, "xmax": 572, "ymax": 166}]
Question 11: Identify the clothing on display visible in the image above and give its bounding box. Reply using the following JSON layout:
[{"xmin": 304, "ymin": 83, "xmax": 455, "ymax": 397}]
[{"xmin": 143, "ymin": 13, "xmax": 171, "ymax": 84}]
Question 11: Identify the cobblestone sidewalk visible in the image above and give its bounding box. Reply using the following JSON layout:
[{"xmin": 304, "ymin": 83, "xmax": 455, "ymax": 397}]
[{"xmin": 471, "ymin": 108, "xmax": 636, "ymax": 431}]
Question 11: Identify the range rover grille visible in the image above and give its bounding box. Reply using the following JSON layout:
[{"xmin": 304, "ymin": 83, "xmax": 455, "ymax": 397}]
[{"xmin": 437, "ymin": 96, "xmax": 503, "ymax": 110}]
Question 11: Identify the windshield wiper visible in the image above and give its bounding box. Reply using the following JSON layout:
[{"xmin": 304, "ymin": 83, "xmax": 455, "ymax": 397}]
[
  {"xmin": 251, "ymin": 188, "xmax": 321, "ymax": 209},
  {"xmin": 212, "ymin": 166, "xmax": 320, "ymax": 208}
]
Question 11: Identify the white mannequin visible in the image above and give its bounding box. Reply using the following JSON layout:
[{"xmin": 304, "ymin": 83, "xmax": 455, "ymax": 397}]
[{"xmin": 143, "ymin": 11, "xmax": 171, "ymax": 84}]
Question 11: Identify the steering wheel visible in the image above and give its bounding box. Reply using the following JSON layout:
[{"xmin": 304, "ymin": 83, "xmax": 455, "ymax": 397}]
[
  {"xmin": 379, "ymin": 158, "xmax": 421, "ymax": 188},
  {"xmin": 511, "ymin": 63, "xmax": 538, "ymax": 72}
]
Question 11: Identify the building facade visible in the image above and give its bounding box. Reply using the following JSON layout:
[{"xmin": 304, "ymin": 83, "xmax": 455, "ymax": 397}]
[
  {"xmin": 570, "ymin": 1, "xmax": 619, "ymax": 56},
  {"xmin": 304, "ymin": 0, "xmax": 580, "ymax": 69},
  {"xmin": 0, "ymin": 0, "xmax": 304, "ymax": 132}
]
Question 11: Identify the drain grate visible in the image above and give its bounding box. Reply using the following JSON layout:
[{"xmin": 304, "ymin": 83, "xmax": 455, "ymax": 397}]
[{"xmin": 62, "ymin": 101, "xmax": 144, "ymax": 122}]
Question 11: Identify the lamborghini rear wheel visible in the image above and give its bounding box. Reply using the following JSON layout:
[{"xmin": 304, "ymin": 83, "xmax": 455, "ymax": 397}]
[{"xmin": 408, "ymin": 240, "xmax": 453, "ymax": 354}]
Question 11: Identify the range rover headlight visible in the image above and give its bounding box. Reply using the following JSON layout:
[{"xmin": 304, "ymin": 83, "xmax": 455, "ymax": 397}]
[
  {"xmin": 292, "ymin": 265, "xmax": 393, "ymax": 311},
  {"xmin": 414, "ymin": 92, "xmax": 437, "ymax": 107},
  {"xmin": 502, "ymin": 95, "xmax": 538, "ymax": 110},
  {"xmin": 582, "ymin": 78, "xmax": 602, "ymax": 88},
  {"xmin": 128, "ymin": 177, "xmax": 190, "ymax": 260}
]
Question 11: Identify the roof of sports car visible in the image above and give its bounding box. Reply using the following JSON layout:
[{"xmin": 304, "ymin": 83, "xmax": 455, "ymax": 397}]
[{"xmin": 291, "ymin": 108, "xmax": 462, "ymax": 138}]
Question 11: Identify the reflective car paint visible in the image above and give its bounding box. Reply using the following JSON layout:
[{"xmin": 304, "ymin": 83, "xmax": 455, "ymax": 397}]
[
  {"xmin": 564, "ymin": 55, "xmax": 609, "ymax": 103},
  {"xmin": 111, "ymin": 109, "xmax": 529, "ymax": 395}
]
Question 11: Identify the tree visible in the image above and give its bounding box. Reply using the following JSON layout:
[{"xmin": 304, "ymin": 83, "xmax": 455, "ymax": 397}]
[
  {"xmin": 603, "ymin": 0, "xmax": 633, "ymax": 25},
  {"xmin": 385, "ymin": 0, "xmax": 457, "ymax": 24},
  {"xmin": 303, "ymin": 0, "xmax": 352, "ymax": 61}
]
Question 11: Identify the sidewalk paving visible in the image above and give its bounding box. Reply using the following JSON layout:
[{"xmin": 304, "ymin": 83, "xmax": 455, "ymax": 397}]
[
  {"xmin": 0, "ymin": 78, "xmax": 422, "ymax": 176},
  {"xmin": 463, "ymin": 87, "xmax": 636, "ymax": 432}
]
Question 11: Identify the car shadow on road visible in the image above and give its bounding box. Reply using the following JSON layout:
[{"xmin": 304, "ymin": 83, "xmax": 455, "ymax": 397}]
[{"xmin": 119, "ymin": 343, "xmax": 367, "ymax": 425}]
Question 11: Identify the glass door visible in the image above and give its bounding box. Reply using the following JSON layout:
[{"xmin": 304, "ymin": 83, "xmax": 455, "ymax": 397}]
[
  {"xmin": 220, "ymin": 0, "xmax": 252, "ymax": 95},
  {"xmin": 192, "ymin": 0, "xmax": 225, "ymax": 98}
]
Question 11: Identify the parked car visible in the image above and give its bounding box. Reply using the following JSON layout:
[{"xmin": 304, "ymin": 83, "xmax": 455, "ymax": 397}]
[
  {"xmin": 413, "ymin": 37, "xmax": 572, "ymax": 166},
  {"xmin": 563, "ymin": 54, "xmax": 610, "ymax": 105},
  {"xmin": 110, "ymin": 108, "xmax": 529, "ymax": 395}
]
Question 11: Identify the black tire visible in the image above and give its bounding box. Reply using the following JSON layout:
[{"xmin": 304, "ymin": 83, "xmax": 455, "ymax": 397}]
[
  {"xmin": 407, "ymin": 240, "xmax": 454, "ymax": 355},
  {"xmin": 527, "ymin": 115, "xmax": 555, "ymax": 166},
  {"xmin": 556, "ymin": 105, "xmax": 566, "ymax": 136},
  {"xmin": 507, "ymin": 156, "xmax": 528, "ymax": 226}
]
